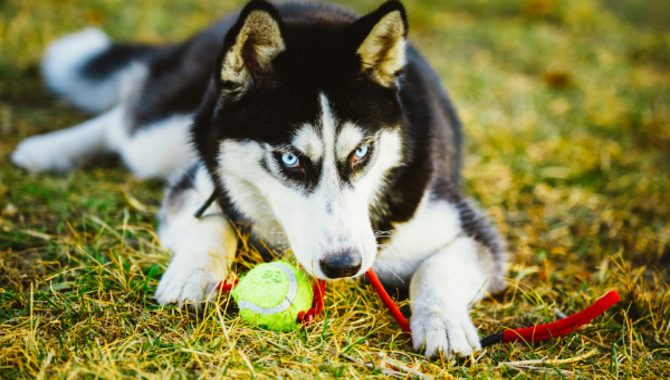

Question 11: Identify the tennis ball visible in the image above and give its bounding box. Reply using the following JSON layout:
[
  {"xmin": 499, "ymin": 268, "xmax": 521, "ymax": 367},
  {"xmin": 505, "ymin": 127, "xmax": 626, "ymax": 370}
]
[{"xmin": 232, "ymin": 261, "xmax": 313, "ymax": 332}]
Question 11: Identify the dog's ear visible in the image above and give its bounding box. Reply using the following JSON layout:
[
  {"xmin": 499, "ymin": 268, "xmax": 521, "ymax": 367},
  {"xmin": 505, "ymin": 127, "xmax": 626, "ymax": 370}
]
[
  {"xmin": 218, "ymin": 0, "xmax": 285, "ymax": 99},
  {"xmin": 351, "ymin": 1, "xmax": 408, "ymax": 87}
]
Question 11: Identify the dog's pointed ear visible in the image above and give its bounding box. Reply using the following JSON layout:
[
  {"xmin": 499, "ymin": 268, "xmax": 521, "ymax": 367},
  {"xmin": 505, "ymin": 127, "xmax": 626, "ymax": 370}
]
[
  {"xmin": 352, "ymin": 1, "xmax": 408, "ymax": 87},
  {"xmin": 218, "ymin": 0, "xmax": 285, "ymax": 99}
]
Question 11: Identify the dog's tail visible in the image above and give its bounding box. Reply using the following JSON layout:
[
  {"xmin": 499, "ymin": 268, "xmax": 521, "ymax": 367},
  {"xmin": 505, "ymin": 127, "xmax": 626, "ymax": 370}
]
[{"xmin": 42, "ymin": 28, "xmax": 159, "ymax": 113}]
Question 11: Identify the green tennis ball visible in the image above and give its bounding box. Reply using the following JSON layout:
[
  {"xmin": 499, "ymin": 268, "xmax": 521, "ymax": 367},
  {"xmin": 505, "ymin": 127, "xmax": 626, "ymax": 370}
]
[{"xmin": 232, "ymin": 261, "xmax": 313, "ymax": 332}]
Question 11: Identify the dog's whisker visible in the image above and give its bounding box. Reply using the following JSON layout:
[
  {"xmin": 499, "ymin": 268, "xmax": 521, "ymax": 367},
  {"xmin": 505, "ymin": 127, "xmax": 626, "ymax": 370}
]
[
  {"xmin": 376, "ymin": 250, "xmax": 401, "ymax": 260},
  {"xmin": 372, "ymin": 261, "xmax": 404, "ymax": 284},
  {"xmin": 373, "ymin": 229, "xmax": 396, "ymax": 238}
]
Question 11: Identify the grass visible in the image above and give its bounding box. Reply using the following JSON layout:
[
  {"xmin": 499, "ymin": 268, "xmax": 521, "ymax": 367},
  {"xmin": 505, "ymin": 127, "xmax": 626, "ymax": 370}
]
[{"xmin": 1, "ymin": 0, "xmax": 669, "ymax": 378}]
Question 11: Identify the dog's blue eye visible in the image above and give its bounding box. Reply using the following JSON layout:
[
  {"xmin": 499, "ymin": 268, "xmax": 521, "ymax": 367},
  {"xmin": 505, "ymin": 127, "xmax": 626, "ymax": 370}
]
[
  {"xmin": 281, "ymin": 153, "xmax": 300, "ymax": 167},
  {"xmin": 354, "ymin": 145, "xmax": 369, "ymax": 160}
]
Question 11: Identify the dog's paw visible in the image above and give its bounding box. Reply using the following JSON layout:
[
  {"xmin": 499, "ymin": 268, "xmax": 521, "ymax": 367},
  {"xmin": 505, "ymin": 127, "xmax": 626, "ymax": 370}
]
[
  {"xmin": 154, "ymin": 256, "xmax": 224, "ymax": 309},
  {"xmin": 411, "ymin": 308, "xmax": 481, "ymax": 359},
  {"xmin": 12, "ymin": 135, "xmax": 78, "ymax": 173}
]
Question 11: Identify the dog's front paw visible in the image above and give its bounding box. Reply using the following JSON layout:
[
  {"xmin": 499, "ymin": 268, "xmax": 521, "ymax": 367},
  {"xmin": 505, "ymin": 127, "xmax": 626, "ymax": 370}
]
[
  {"xmin": 12, "ymin": 135, "xmax": 78, "ymax": 173},
  {"xmin": 411, "ymin": 308, "xmax": 481, "ymax": 359},
  {"xmin": 154, "ymin": 255, "xmax": 224, "ymax": 309}
]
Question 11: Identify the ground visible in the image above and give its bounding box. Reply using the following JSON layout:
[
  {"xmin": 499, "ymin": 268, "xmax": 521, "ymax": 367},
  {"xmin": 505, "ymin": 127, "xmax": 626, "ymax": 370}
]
[{"xmin": 1, "ymin": 0, "xmax": 669, "ymax": 378}]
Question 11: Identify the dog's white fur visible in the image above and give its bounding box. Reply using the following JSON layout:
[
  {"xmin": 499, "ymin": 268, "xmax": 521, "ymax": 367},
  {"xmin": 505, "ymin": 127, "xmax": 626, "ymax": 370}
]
[
  {"xmin": 155, "ymin": 163, "xmax": 238, "ymax": 307},
  {"xmin": 110, "ymin": 113, "xmax": 197, "ymax": 179},
  {"xmin": 372, "ymin": 194, "xmax": 490, "ymax": 356},
  {"xmin": 409, "ymin": 236, "xmax": 489, "ymax": 356}
]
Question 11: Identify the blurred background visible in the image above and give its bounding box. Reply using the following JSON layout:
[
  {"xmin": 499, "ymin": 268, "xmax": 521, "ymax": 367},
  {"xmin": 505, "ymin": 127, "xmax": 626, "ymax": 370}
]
[{"xmin": 0, "ymin": 0, "xmax": 669, "ymax": 377}]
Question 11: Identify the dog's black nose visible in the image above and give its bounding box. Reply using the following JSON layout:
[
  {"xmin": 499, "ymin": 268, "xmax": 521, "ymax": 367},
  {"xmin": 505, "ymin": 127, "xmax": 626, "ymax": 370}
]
[{"xmin": 319, "ymin": 249, "xmax": 362, "ymax": 279}]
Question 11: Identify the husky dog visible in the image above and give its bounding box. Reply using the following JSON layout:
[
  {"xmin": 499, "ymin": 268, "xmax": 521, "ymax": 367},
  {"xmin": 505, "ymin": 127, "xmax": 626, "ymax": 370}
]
[{"xmin": 12, "ymin": 0, "xmax": 506, "ymax": 358}]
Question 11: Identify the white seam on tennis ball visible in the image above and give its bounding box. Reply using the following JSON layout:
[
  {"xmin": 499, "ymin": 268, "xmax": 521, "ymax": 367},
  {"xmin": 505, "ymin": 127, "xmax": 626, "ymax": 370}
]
[{"xmin": 237, "ymin": 263, "xmax": 298, "ymax": 315}]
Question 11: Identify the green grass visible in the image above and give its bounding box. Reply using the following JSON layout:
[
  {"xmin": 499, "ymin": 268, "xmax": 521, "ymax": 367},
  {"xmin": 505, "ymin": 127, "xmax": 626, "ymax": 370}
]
[{"xmin": 1, "ymin": 0, "xmax": 669, "ymax": 378}]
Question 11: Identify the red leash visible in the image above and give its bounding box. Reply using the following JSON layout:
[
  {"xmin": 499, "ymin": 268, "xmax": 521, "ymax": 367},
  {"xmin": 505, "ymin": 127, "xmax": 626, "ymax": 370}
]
[
  {"xmin": 481, "ymin": 290, "xmax": 620, "ymax": 346},
  {"xmin": 296, "ymin": 279, "xmax": 327, "ymax": 324},
  {"xmin": 364, "ymin": 269, "xmax": 620, "ymax": 346},
  {"xmin": 365, "ymin": 269, "xmax": 412, "ymax": 335},
  {"xmin": 219, "ymin": 269, "xmax": 619, "ymax": 347}
]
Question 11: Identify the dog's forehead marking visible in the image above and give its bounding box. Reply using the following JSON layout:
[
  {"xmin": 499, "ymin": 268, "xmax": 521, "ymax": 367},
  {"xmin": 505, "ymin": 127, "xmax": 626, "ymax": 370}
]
[
  {"xmin": 319, "ymin": 93, "xmax": 337, "ymax": 150},
  {"xmin": 318, "ymin": 93, "xmax": 339, "ymax": 189}
]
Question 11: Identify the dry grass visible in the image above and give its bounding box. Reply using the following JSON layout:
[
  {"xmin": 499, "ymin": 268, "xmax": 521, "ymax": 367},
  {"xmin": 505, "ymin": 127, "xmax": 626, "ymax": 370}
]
[{"xmin": 1, "ymin": 0, "xmax": 669, "ymax": 378}]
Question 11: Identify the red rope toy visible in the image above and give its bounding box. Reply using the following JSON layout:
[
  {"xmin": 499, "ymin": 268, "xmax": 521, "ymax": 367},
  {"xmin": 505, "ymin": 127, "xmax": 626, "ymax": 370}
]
[{"xmin": 219, "ymin": 269, "xmax": 619, "ymax": 347}]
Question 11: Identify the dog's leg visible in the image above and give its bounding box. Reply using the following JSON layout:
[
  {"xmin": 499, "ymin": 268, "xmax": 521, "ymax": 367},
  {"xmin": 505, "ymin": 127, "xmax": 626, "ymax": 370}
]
[
  {"xmin": 409, "ymin": 235, "xmax": 496, "ymax": 358},
  {"xmin": 154, "ymin": 163, "xmax": 238, "ymax": 308},
  {"xmin": 12, "ymin": 106, "xmax": 124, "ymax": 173},
  {"xmin": 13, "ymin": 105, "xmax": 195, "ymax": 178}
]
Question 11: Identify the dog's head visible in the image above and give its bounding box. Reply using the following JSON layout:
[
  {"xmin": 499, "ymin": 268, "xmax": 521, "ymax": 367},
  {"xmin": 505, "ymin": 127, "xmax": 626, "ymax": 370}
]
[{"xmin": 195, "ymin": 0, "xmax": 408, "ymax": 279}]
